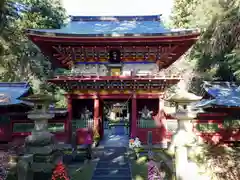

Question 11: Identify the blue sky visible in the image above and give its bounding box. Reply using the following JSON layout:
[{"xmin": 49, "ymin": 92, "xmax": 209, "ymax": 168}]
[{"xmin": 62, "ymin": 0, "xmax": 174, "ymax": 20}]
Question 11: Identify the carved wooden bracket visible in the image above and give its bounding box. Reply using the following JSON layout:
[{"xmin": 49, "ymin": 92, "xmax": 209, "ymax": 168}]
[
  {"xmin": 52, "ymin": 45, "xmax": 178, "ymax": 67},
  {"xmin": 156, "ymin": 44, "xmax": 180, "ymax": 70},
  {"xmin": 53, "ymin": 46, "xmax": 73, "ymax": 67}
]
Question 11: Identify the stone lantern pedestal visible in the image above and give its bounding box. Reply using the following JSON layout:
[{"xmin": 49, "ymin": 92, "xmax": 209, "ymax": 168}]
[
  {"xmin": 17, "ymin": 94, "xmax": 62, "ymax": 180},
  {"xmin": 167, "ymin": 90, "xmax": 201, "ymax": 180}
]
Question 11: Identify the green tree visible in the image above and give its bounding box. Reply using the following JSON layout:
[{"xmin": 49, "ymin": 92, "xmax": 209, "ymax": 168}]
[
  {"xmin": 171, "ymin": 0, "xmax": 200, "ymax": 28},
  {"xmin": 171, "ymin": 0, "xmax": 240, "ymax": 84},
  {"xmin": 0, "ymin": 0, "xmax": 67, "ymax": 107}
]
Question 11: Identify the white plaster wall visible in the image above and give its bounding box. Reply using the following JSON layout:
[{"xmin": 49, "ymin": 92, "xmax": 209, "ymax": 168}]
[
  {"xmin": 72, "ymin": 63, "xmax": 159, "ymax": 76},
  {"xmin": 122, "ymin": 63, "xmax": 159, "ymax": 75},
  {"xmin": 72, "ymin": 64, "xmax": 108, "ymax": 76}
]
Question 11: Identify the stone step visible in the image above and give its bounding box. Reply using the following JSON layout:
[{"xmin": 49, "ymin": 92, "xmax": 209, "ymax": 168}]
[
  {"xmin": 96, "ymin": 161, "xmax": 130, "ymax": 168},
  {"xmin": 93, "ymin": 168, "xmax": 131, "ymax": 176},
  {"xmin": 103, "ymin": 147, "xmax": 127, "ymax": 151},
  {"xmin": 99, "ymin": 156, "xmax": 128, "ymax": 162},
  {"xmin": 91, "ymin": 147, "xmax": 131, "ymax": 180},
  {"xmin": 91, "ymin": 177, "xmax": 132, "ymax": 180}
]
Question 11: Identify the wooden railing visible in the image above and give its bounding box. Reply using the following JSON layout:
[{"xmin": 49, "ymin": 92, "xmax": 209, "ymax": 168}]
[
  {"xmin": 137, "ymin": 120, "xmax": 157, "ymax": 128},
  {"xmin": 72, "ymin": 119, "xmax": 94, "ymax": 129}
]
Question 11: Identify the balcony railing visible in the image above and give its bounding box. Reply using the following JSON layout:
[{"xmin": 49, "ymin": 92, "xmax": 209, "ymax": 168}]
[
  {"xmin": 54, "ymin": 68, "xmax": 181, "ymax": 78},
  {"xmin": 54, "ymin": 72, "xmax": 181, "ymax": 79}
]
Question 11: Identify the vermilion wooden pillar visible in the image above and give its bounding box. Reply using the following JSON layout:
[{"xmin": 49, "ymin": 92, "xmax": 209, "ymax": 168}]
[
  {"xmin": 159, "ymin": 97, "xmax": 165, "ymax": 121},
  {"xmin": 67, "ymin": 94, "xmax": 73, "ymax": 143},
  {"xmin": 99, "ymin": 101, "xmax": 103, "ymax": 138},
  {"xmin": 131, "ymin": 95, "xmax": 137, "ymax": 138},
  {"xmin": 94, "ymin": 98, "xmax": 100, "ymax": 130},
  {"xmin": 159, "ymin": 97, "xmax": 167, "ymax": 142}
]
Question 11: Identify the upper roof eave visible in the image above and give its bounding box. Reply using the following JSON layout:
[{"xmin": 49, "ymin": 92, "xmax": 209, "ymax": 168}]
[
  {"xmin": 26, "ymin": 29, "xmax": 200, "ymax": 39},
  {"xmin": 70, "ymin": 15, "xmax": 163, "ymax": 21}
]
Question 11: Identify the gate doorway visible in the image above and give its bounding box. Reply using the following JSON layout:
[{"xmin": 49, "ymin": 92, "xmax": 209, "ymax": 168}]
[{"xmin": 100, "ymin": 99, "xmax": 131, "ymax": 147}]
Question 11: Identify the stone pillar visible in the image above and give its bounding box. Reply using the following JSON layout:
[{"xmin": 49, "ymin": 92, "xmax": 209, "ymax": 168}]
[
  {"xmin": 167, "ymin": 90, "xmax": 201, "ymax": 180},
  {"xmin": 67, "ymin": 95, "xmax": 72, "ymax": 143},
  {"xmin": 131, "ymin": 95, "xmax": 137, "ymax": 138},
  {"xmin": 169, "ymin": 110, "xmax": 197, "ymax": 180},
  {"xmin": 175, "ymin": 145, "xmax": 188, "ymax": 180}
]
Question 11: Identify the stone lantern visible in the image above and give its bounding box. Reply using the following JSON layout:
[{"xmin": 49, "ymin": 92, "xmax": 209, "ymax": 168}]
[
  {"xmin": 17, "ymin": 94, "xmax": 62, "ymax": 180},
  {"xmin": 166, "ymin": 90, "xmax": 202, "ymax": 180}
]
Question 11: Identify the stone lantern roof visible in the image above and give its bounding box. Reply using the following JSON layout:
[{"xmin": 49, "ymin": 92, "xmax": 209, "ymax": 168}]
[
  {"xmin": 166, "ymin": 89, "xmax": 202, "ymax": 104},
  {"xmin": 20, "ymin": 94, "xmax": 57, "ymax": 105}
]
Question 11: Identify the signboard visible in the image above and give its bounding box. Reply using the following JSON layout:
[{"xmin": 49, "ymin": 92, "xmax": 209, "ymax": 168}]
[
  {"xmin": 195, "ymin": 123, "xmax": 219, "ymax": 132},
  {"xmin": 110, "ymin": 68, "xmax": 121, "ymax": 76},
  {"xmin": 223, "ymin": 119, "xmax": 240, "ymax": 129}
]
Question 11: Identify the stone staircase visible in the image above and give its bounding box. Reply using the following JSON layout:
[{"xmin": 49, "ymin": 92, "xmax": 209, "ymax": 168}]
[{"xmin": 91, "ymin": 147, "xmax": 131, "ymax": 180}]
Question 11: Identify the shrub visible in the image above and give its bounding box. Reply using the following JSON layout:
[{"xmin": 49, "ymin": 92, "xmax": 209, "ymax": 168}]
[
  {"xmin": 0, "ymin": 166, "xmax": 7, "ymax": 180},
  {"xmin": 192, "ymin": 143, "xmax": 240, "ymax": 180},
  {"xmin": 51, "ymin": 162, "xmax": 69, "ymax": 180}
]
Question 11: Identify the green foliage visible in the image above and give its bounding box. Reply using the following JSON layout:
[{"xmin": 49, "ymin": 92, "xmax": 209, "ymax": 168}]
[
  {"xmin": 6, "ymin": 173, "xmax": 17, "ymax": 180},
  {"xmin": 171, "ymin": 0, "xmax": 200, "ymax": 28},
  {"xmin": 190, "ymin": 144, "xmax": 240, "ymax": 180},
  {"xmin": 0, "ymin": 0, "xmax": 67, "ymax": 107},
  {"xmin": 171, "ymin": 0, "xmax": 240, "ymax": 86}
]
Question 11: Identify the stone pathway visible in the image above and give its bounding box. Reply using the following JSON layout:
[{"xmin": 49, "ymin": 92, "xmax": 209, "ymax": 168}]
[
  {"xmin": 99, "ymin": 129, "xmax": 129, "ymax": 147},
  {"xmin": 91, "ymin": 147, "xmax": 131, "ymax": 180}
]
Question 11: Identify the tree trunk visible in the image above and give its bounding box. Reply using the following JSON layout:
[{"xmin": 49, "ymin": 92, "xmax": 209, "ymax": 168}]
[{"xmin": 0, "ymin": 0, "xmax": 6, "ymax": 34}]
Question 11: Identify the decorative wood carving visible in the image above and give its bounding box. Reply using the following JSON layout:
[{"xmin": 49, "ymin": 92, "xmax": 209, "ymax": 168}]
[
  {"xmin": 156, "ymin": 44, "xmax": 179, "ymax": 70},
  {"xmin": 52, "ymin": 45, "xmax": 177, "ymax": 65}
]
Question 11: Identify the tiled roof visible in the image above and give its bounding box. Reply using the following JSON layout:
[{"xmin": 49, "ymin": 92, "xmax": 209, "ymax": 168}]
[
  {"xmin": 195, "ymin": 81, "xmax": 240, "ymax": 107},
  {"xmin": 0, "ymin": 82, "xmax": 31, "ymax": 106},
  {"xmin": 27, "ymin": 15, "xmax": 199, "ymax": 37}
]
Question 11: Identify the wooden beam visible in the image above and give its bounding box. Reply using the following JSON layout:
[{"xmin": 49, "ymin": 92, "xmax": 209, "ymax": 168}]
[
  {"xmin": 131, "ymin": 94, "xmax": 137, "ymax": 138},
  {"xmin": 94, "ymin": 98, "xmax": 100, "ymax": 129},
  {"xmin": 71, "ymin": 94, "xmax": 162, "ymax": 99},
  {"xmin": 66, "ymin": 94, "xmax": 73, "ymax": 143}
]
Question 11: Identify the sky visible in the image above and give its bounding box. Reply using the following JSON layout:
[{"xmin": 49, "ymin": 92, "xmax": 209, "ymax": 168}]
[{"xmin": 62, "ymin": 0, "xmax": 174, "ymax": 20}]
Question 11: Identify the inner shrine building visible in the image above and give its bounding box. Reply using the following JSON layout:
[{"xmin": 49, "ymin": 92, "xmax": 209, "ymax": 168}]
[{"xmin": 27, "ymin": 15, "xmax": 200, "ymax": 144}]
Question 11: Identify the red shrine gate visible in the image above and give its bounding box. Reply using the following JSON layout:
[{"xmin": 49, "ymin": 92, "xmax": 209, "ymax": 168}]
[
  {"xmin": 27, "ymin": 15, "xmax": 200, "ymax": 144},
  {"xmin": 51, "ymin": 77, "xmax": 180, "ymax": 144}
]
